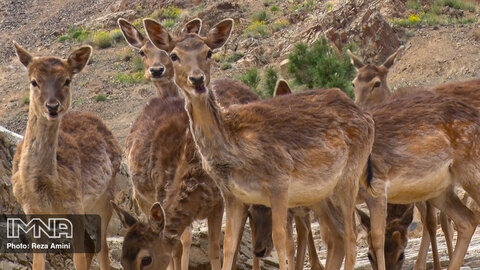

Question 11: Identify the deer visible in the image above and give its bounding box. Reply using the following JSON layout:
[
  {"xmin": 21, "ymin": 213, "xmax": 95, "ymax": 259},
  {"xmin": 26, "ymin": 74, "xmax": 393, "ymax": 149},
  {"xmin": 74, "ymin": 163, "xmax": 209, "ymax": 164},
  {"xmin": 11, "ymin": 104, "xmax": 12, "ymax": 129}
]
[
  {"xmin": 144, "ymin": 18, "xmax": 375, "ymax": 270},
  {"xmin": 347, "ymin": 48, "xmax": 479, "ymax": 270},
  {"xmin": 10, "ymin": 42, "xmax": 122, "ymax": 270},
  {"xmin": 353, "ymin": 87, "xmax": 480, "ymax": 270},
  {"xmin": 120, "ymin": 17, "xmax": 269, "ymax": 270}
]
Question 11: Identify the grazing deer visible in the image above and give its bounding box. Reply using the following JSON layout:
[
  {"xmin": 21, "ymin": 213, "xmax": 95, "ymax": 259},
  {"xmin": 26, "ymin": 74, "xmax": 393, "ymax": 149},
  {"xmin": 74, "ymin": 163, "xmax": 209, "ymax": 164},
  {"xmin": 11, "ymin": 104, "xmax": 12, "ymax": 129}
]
[
  {"xmin": 348, "ymin": 48, "xmax": 455, "ymax": 270},
  {"xmin": 117, "ymin": 18, "xmax": 202, "ymax": 98},
  {"xmin": 10, "ymin": 42, "xmax": 122, "ymax": 270},
  {"xmin": 361, "ymin": 90, "xmax": 480, "ymax": 270},
  {"xmin": 144, "ymin": 18, "xmax": 375, "ymax": 270},
  {"xmin": 357, "ymin": 204, "xmax": 414, "ymax": 270}
]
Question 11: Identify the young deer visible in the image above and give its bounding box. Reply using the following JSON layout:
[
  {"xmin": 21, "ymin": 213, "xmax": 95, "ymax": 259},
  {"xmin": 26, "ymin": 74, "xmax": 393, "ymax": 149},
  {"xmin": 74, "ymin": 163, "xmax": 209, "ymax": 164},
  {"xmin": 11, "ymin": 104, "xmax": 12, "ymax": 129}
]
[
  {"xmin": 348, "ymin": 48, "xmax": 454, "ymax": 270},
  {"xmin": 11, "ymin": 42, "xmax": 122, "ymax": 270},
  {"xmin": 362, "ymin": 90, "xmax": 480, "ymax": 270},
  {"xmin": 357, "ymin": 204, "xmax": 414, "ymax": 270},
  {"xmin": 144, "ymin": 18, "xmax": 375, "ymax": 270},
  {"xmin": 117, "ymin": 18, "xmax": 202, "ymax": 99}
]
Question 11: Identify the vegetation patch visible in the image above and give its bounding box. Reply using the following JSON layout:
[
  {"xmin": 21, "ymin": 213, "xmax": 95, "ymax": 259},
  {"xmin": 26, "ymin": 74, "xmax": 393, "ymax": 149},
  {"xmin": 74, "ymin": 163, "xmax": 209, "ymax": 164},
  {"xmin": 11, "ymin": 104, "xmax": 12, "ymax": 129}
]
[
  {"xmin": 93, "ymin": 93, "xmax": 107, "ymax": 102},
  {"xmin": 243, "ymin": 21, "xmax": 269, "ymax": 37},
  {"xmin": 151, "ymin": 5, "xmax": 182, "ymax": 20},
  {"xmin": 272, "ymin": 19, "xmax": 289, "ymax": 32},
  {"xmin": 115, "ymin": 71, "xmax": 145, "ymax": 85},
  {"xmin": 287, "ymin": 37, "xmax": 357, "ymax": 98},
  {"xmin": 237, "ymin": 67, "xmax": 261, "ymax": 91},
  {"xmin": 19, "ymin": 94, "xmax": 29, "ymax": 106},
  {"xmin": 236, "ymin": 67, "xmax": 280, "ymax": 99}
]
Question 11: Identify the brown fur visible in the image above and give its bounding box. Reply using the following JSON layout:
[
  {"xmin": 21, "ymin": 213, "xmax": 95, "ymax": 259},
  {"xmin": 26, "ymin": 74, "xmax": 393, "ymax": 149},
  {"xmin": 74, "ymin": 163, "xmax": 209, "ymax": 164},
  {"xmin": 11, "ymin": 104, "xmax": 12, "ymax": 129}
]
[
  {"xmin": 144, "ymin": 18, "xmax": 375, "ymax": 270},
  {"xmin": 11, "ymin": 43, "xmax": 121, "ymax": 270}
]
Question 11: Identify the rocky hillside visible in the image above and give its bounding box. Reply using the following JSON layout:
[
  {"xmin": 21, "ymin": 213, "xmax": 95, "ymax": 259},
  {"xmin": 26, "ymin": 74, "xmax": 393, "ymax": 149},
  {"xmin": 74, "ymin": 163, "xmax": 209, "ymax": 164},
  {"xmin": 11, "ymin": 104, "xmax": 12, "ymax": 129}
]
[{"xmin": 1, "ymin": 0, "xmax": 480, "ymax": 269}]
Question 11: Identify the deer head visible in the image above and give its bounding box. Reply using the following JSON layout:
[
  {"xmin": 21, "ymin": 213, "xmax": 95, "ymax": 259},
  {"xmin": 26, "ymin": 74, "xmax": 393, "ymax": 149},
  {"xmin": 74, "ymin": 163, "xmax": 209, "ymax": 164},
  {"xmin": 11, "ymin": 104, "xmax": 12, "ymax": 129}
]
[
  {"xmin": 13, "ymin": 41, "xmax": 91, "ymax": 121},
  {"xmin": 118, "ymin": 18, "xmax": 202, "ymax": 83},
  {"xmin": 357, "ymin": 204, "xmax": 414, "ymax": 270},
  {"xmin": 111, "ymin": 201, "xmax": 180, "ymax": 270},
  {"xmin": 348, "ymin": 47, "xmax": 403, "ymax": 108},
  {"xmin": 143, "ymin": 18, "xmax": 234, "ymax": 97}
]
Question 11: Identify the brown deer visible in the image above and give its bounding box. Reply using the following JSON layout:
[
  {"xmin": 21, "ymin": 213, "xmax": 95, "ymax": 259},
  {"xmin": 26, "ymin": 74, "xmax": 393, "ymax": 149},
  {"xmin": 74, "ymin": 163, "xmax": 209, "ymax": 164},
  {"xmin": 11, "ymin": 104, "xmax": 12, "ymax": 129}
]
[
  {"xmin": 348, "ymin": 48, "xmax": 455, "ymax": 270},
  {"xmin": 361, "ymin": 89, "xmax": 480, "ymax": 270},
  {"xmin": 117, "ymin": 18, "xmax": 202, "ymax": 99},
  {"xmin": 144, "ymin": 18, "xmax": 375, "ymax": 270},
  {"xmin": 357, "ymin": 204, "xmax": 414, "ymax": 270},
  {"xmin": 10, "ymin": 42, "xmax": 122, "ymax": 270}
]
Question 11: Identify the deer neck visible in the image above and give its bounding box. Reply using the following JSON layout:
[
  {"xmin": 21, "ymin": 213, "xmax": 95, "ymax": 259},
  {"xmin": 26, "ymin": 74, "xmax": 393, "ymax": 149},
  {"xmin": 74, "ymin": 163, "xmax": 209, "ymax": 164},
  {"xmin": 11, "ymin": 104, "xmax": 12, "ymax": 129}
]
[
  {"xmin": 184, "ymin": 90, "xmax": 232, "ymax": 174},
  {"xmin": 21, "ymin": 107, "xmax": 60, "ymax": 180},
  {"xmin": 153, "ymin": 80, "xmax": 179, "ymax": 98}
]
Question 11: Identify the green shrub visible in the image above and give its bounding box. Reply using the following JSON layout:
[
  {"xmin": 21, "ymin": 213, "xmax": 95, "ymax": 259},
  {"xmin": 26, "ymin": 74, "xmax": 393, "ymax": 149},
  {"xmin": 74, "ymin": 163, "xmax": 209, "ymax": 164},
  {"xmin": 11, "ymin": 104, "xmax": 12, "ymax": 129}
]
[
  {"xmin": 92, "ymin": 31, "xmax": 112, "ymax": 49},
  {"xmin": 435, "ymin": 0, "xmax": 476, "ymax": 11},
  {"xmin": 226, "ymin": 52, "xmax": 244, "ymax": 63},
  {"xmin": 287, "ymin": 37, "xmax": 356, "ymax": 98},
  {"xmin": 132, "ymin": 56, "xmax": 144, "ymax": 72},
  {"xmin": 262, "ymin": 67, "xmax": 279, "ymax": 98},
  {"xmin": 244, "ymin": 21, "xmax": 269, "ymax": 38},
  {"xmin": 406, "ymin": 0, "xmax": 422, "ymax": 11},
  {"xmin": 73, "ymin": 97, "xmax": 88, "ymax": 106},
  {"xmin": 252, "ymin": 10, "xmax": 268, "ymax": 22},
  {"xmin": 237, "ymin": 68, "xmax": 261, "ymax": 91},
  {"xmin": 270, "ymin": 5, "xmax": 280, "ymax": 12},
  {"xmin": 163, "ymin": 19, "xmax": 176, "ymax": 28},
  {"xmin": 153, "ymin": 5, "xmax": 182, "ymax": 19},
  {"xmin": 93, "ymin": 94, "xmax": 107, "ymax": 102},
  {"xmin": 58, "ymin": 35, "xmax": 70, "ymax": 42},
  {"xmin": 109, "ymin": 29, "xmax": 124, "ymax": 43},
  {"xmin": 115, "ymin": 71, "xmax": 144, "ymax": 84},
  {"xmin": 272, "ymin": 19, "xmax": 289, "ymax": 32},
  {"xmin": 19, "ymin": 94, "xmax": 29, "ymax": 106},
  {"xmin": 325, "ymin": 1, "xmax": 334, "ymax": 12},
  {"xmin": 221, "ymin": 62, "xmax": 232, "ymax": 70}
]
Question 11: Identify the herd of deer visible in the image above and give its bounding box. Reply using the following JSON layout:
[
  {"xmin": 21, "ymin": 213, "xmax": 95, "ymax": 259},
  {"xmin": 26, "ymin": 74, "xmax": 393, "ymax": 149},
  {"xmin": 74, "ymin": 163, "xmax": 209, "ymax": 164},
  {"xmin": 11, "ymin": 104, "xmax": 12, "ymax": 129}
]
[{"xmin": 8, "ymin": 13, "xmax": 480, "ymax": 270}]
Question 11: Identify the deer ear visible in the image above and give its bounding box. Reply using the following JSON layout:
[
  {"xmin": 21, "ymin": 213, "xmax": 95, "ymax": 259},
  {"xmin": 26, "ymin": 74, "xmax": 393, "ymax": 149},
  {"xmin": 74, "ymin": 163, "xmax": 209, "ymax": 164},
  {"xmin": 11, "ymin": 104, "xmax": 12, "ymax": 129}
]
[
  {"xmin": 149, "ymin": 202, "xmax": 166, "ymax": 233},
  {"xmin": 274, "ymin": 79, "xmax": 292, "ymax": 96},
  {"xmin": 13, "ymin": 41, "xmax": 33, "ymax": 68},
  {"xmin": 67, "ymin": 46, "xmax": 92, "ymax": 74},
  {"xmin": 205, "ymin": 18, "xmax": 234, "ymax": 49},
  {"xmin": 182, "ymin": 18, "xmax": 202, "ymax": 35},
  {"xmin": 143, "ymin": 18, "xmax": 175, "ymax": 52},
  {"xmin": 357, "ymin": 208, "xmax": 371, "ymax": 231},
  {"xmin": 117, "ymin": 18, "xmax": 146, "ymax": 49},
  {"xmin": 347, "ymin": 49, "xmax": 364, "ymax": 70},
  {"xmin": 400, "ymin": 204, "xmax": 414, "ymax": 227},
  {"xmin": 111, "ymin": 201, "xmax": 138, "ymax": 228},
  {"xmin": 381, "ymin": 46, "xmax": 404, "ymax": 70},
  {"xmin": 392, "ymin": 231, "xmax": 402, "ymax": 244}
]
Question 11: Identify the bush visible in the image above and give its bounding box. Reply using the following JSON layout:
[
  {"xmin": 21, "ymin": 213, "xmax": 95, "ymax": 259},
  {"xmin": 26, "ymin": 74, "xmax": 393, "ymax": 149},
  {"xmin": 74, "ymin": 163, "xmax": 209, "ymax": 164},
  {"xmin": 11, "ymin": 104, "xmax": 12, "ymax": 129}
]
[
  {"xmin": 237, "ymin": 68, "xmax": 261, "ymax": 91},
  {"xmin": 115, "ymin": 71, "xmax": 144, "ymax": 84},
  {"xmin": 244, "ymin": 21, "xmax": 269, "ymax": 38},
  {"xmin": 109, "ymin": 29, "xmax": 124, "ymax": 43},
  {"xmin": 19, "ymin": 94, "xmax": 29, "ymax": 106},
  {"xmin": 92, "ymin": 31, "xmax": 112, "ymax": 49},
  {"xmin": 435, "ymin": 0, "xmax": 476, "ymax": 12},
  {"xmin": 93, "ymin": 94, "xmax": 107, "ymax": 102},
  {"xmin": 252, "ymin": 10, "xmax": 268, "ymax": 22},
  {"xmin": 287, "ymin": 37, "xmax": 356, "ymax": 98},
  {"xmin": 262, "ymin": 67, "xmax": 279, "ymax": 98},
  {"xmin": 272, "ymin": 19, "xmax": 289, "ymax": 32},
  {"xmin": 221, "ymin": 62, "xmax": 232, "ymax": 70},
  {"xmin": 132, "ymin": 56, "xmax": 144, "ymax": 72},
  {"xmin": 270, "ymin": 5, "xmax": 280, "ymax": 12},
  {"xmin": 163, "ymin": 19, "xmax": 176, "ymax": 28},
  {"xmin": 58, "ymin": 35, "xmax": 70, "ymax": 42},
  {"xmin": 152, "ymin": 5, "xmax": 182, "ymax": 19},
  {"xmin": 226, "ymin": 52, "xmax": 244, "ymax": 63}
]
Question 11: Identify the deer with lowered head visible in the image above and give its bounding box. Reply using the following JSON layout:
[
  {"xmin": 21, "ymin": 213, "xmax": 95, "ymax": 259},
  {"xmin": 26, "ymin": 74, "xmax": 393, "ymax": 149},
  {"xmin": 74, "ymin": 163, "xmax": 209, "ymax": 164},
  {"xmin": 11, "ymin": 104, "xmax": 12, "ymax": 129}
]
[
  {"xmin": 119, "ymin": 17, "xmax": 270, "ymax": 270},
  {"xmin": 10, "ymin": 42, "xmax": 122, "ymax": 270},
  {"xmin": 144, "ymin": 17, "xmax": 375, "ymax": 270}
]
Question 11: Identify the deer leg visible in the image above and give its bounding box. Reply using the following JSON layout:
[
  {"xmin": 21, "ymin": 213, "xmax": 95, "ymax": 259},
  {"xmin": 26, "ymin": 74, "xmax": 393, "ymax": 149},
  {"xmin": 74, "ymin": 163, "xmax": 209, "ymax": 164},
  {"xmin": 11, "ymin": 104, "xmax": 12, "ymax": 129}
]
[
  {"xmin": 270, "ymin": 190, "xmax": 289, "ymax": 270},
  {"xmin": 98, "ymin": 205, "xmax": 112, "ymax": 270},
  {"xmin": 306, "ymin": 218, "xmax": 323, "ymax": 270},
  {"xmin": 233, "ymin": 209, "xmax": 248, "ymax": 270},
  {"xmin": 440, "ymin": 211, "xmax": 454, "ymax": 259},
  {"xmin": 365, "ymin": 189, "xmax": 387, "ymax": 270},
  {"xmin": 294, "ymin": 214, "xmax": 308, "ymax": 270},
  {"xmin": 338, "ymin": 187, "xmax": 358, "ymax": 270},
  {"xmin": 73, "ymin": 216, "xmax": 87, "ymax": 270},
  {"xmin": 32, "ymin": 253, "xmax": 46, "ymax": 270},
  {"xmin": 222, "ymin": 194, "xmax": 248, "ymax": 270},
  {"xmin": 425, "ymin": 202, "xmax": 442, "ymax": 270},
  {"xmin": 173, "ymin": 238, "xmax": 183, "ymax": 270},
  {"xmin": 414, "ymin": 202, "xmax": 429, "ymax": 270},
  {"xmin": 249, "ymin": 214, "xmax": 261, "ymax": 270},
  {"xmin": 312, "ymin": 200, "xmax": 344, "ymax": 270},
  {"xmin": 180, "ymin": 225, "xmax": 192, "ymax": 270},
  {"xmin": 208, "ymin": 203, "xmax": 224, "ymax": 270},
  {"xmin": 286, "ymin": 212, "xmax": 295, "ymax": 270},
  {"xmin": 428, "ymin": 188, "xmax": 477, "ymax": 270}
]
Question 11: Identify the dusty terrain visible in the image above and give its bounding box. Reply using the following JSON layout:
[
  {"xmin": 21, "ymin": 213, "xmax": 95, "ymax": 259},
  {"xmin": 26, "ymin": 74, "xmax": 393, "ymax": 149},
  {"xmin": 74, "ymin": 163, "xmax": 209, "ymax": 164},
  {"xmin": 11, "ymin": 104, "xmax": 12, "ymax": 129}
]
[{"xmin": 1, "ymin": 0, "xmax": 480, "ymax": 269}]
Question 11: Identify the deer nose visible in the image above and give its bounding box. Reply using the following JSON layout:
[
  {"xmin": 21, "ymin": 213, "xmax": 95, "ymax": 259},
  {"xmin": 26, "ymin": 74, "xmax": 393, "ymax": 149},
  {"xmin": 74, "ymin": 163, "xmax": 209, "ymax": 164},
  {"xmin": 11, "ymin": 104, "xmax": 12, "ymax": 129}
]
[
  {"xmin": 45, "ymin": 101, "xmax": 60, "ymax": 112},
  {"xmin": 149, "ymin": 66, "xmax": 165, "ymax": 78},
  {"xmin": 254, "ymin": 248, "xmax": 267, "ymax": 258},
  {"xmin": 188, "ymin": 74, "xmax": 205, "ymax": 86}
]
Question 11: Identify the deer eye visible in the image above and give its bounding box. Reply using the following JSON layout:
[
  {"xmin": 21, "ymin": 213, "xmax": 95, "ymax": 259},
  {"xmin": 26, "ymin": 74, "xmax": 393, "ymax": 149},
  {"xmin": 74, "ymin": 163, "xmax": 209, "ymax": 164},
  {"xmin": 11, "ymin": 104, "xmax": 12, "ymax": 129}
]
[
  {"xmin": 141, "ymin": 256, "xmax": 152, "ymax": 266},
  {"xmin": 206, "ymin": 50, "xmax": 212, "ymax": 59},
  {"xmin": 170, "ymin": 53, "xmax": 179, "ymax": 62},
  {"xmin": 373, "ymin": 81, "xmax": 381, "ymax": 88},
  {"xmin": 31, "ymin": 80, "xmax": 38, "ymax": 87},
  {"xmin": 65, "ymin": 79, "xmax": 71, "ymax": 86},
  {"xmin": 139, "ymin": 50, "xmax": 145, "ymax": 57}
]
